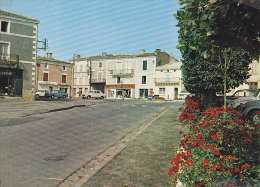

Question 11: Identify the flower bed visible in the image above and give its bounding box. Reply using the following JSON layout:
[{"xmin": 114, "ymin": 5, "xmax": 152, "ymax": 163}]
[{"xmin": 169, "ymin": 96, "xmax": 259, "ymax": 186}]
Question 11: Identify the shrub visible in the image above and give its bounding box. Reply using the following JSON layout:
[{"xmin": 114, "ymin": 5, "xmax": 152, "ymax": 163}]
[{"xmin": 169, "ymin": 96, "xmax": 259, "ymax": 186}]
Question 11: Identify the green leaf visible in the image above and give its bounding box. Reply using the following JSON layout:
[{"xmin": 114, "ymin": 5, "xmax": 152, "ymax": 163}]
[
  {"xmin": 189, "ymin": 46, "xmax": 197, "ymax": 50},
  {"xmin": 209, "ymin": 0, "xmax": 217, "ymax": 4}
]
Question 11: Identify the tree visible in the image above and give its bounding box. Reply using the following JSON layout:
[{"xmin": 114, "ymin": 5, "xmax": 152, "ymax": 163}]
[{"xmin": 175, "ymin": 0, "xmax": 260, "ymax": 106}]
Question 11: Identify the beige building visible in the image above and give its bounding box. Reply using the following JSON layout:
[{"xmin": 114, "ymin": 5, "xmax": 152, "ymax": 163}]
[
  {"xmin": 37, "ymin": 53, "xmax": 73, "ymax": 97},
  {"xmin": 231, "ymin": 59, "xmax": 260, "ymax": 93}
]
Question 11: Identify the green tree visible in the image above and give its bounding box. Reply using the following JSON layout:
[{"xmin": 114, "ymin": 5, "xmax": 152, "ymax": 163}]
[{"xmin": 175, "ymin": 0, "xmax": 260, "ymax": 106}]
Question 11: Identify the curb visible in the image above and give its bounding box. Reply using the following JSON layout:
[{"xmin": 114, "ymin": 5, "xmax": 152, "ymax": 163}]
[{"xmin": 57, "ymin": 104, "xmax": 175, "ymax": 187}]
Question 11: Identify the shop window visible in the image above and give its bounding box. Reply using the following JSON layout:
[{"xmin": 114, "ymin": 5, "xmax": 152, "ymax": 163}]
[
  {"xmin": 1, "ymin": 21, "xmax": 8, "ymax": 32},
  {"xmin": 62, "ymin": 75, "xmax": 66, "ymax": 83},
  {"xmin": 142, "ymin": 76, "xmax": 146, "ymax": 84},
  {"xmin": 43, "ymin": 73, "xmax": 48, "ymax": 81}
]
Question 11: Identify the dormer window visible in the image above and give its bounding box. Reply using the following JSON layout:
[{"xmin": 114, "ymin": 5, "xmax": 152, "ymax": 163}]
[{"xmin": 1, "ymin": 21, "xmax": 8, "ymax": 32}]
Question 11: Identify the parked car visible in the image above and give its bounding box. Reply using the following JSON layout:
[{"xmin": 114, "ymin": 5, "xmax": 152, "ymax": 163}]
[
  {"xmin": 230, "ymin": 90, "xmax": 260, "ymax": 108},
  {"xmin": 82, "ymin": 90, "xmax": 105, "ymax": 99},
  {"xmin": 35, "ymin": 90, "xmax": 50, "ymax": 99},
  {"xmin": 49, "ymin": 90, "xmax": 68, "ymax": 98},
  {"xmin": 218, "ymin": 89, "xmax": 260, "ymax": 106},
  {"xmin": 239, "ymin": 100, "xmax": 260, "ymax": 124}
]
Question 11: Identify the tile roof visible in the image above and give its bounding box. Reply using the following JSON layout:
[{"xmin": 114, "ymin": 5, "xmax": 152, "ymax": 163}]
[
  {"xmin": 0, "ymin": 10, "xmax": 39, "ymax": 23},
  {"xmin": 37, "ymin": 56, "xmax": 72, "ymax": 64},
  {"xmin": 73, "ymin": 53, "xmax": 156, "ymax": 61}
]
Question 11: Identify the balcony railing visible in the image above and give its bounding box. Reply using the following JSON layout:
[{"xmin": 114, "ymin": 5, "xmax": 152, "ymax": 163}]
[
  {"xmin": 110, "ymin": 69, "xmax": 134, "ymax": 76},
  {"xmin": 91, "ymin": 78, "xmax": 106, "ymax": 83},
  {"xmin": 155, "ymin": 77, "xmax": 181, "ymax": 85},
  {"xmin": 0, "ymin": 54, "xmax": 19, "ymax": 65}
]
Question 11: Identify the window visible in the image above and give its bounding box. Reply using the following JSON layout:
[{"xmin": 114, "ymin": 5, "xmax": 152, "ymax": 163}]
[
  {"xmin": 98, "ymin": 73, "xmax": 102, "ymax": 81},
  {"xmin": 62, "ymin": 65, "xmax": 66, "ymax": 71},
  {"xmin": 43, "ymin": 73, "xmax": 48, "ymax": 81},
  {"xmin": 80, "ymin": 65, "xmax": 83, "ymax": 72},
  {"xmin": 143, "ymin": 60, "xmax": 147, "ymax": 70},
  {"xmin": 99, "ymin": 62, "xmax": 102, "ymax": 68},
  {"xmin": 1, "ymin": 21, "xmax": 8, "ymax": 32},
  {"xmin": 62, "ymin": 75, "xmax": 66, "ymax": 83},
  {"xmin": 44, "ymin": 63, "xmax": 48, "ymax": 69},
  {"xmin": 249, "ymin": 82, "xmax": 258, "ymax": 89},
  {"xmin": 142, "ymin": 76, "xmax": 146, "ymax": 84},
  {"xmin": 159, "ymin": 88, "xmax": 165, "ymax": 94},
  {"xmin": 252, "ymin": 63, "xmax": 257, "ymax": 74},
  {"xmin": 117, "ymin": 77, "xmax": 121, "ymax": 83},
  {"xmin": 0, "ymin": 43, "xmax": 8, "ymax": 58},
  {"xmin": 74, "ymin": 65, "xmax": 77, "ymax": 72}
]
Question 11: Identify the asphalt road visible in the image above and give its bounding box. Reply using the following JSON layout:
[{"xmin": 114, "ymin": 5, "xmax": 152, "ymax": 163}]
[{"xmin": 0, "ymin": 99, "xmax": 175, "ymax": 187}]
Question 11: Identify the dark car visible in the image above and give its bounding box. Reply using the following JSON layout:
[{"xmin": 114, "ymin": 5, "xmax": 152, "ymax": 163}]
[
  {"xmin": 49, "ymin": 90, "xmax": 68, "ymax": 98},
  {"xmin": 239, "ymin": 100, "xmax": 260, "ymax": 124}
]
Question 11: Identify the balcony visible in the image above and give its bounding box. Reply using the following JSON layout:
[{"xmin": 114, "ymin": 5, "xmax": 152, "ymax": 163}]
[
  {"xmin": 91, "ymin": 78, "xmax": 106, "ymax": 83},
  {"xmin": 0, "ymin": 54, "xmax": 19, "ymax": 65},
  {"xmin": 110, "ymin": 69, "xmax": 134, "ymax": 77},
  {"xmin": 155, "ymin": 77, "xmax": 181, "ymax": 85}
]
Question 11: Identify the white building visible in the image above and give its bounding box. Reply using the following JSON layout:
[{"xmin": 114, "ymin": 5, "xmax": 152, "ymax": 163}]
[
  {"xmin": 72, "ymin": 49, "xmax": 171, "ymax": 99},
  {"xmin": 73, "ymin": 55, "xmax": 90, "ymax": 97},
  {"xmin": 154, "ymin": 58, "xmax": 189, "ymax": 100}
]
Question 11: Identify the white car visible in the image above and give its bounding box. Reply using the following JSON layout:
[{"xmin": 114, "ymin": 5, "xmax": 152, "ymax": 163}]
[
  {"xmin": 35, "ymin": 90, "xmax": 50, "ymax": 99},
  {"xmin": 82, "ymin": 90, "xmax": 105, "ymax": 99}
]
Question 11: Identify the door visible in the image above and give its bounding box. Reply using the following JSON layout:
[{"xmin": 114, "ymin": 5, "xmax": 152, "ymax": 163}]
[{"xmin": 174, "ymin": 88, "xmax": 178, "ymax": 99}]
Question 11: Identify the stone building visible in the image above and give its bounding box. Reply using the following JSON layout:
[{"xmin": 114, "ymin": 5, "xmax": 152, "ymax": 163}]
[
  {"xmin": 0, "ymin": 10, "xmax": 39, "ymax": 99},
  {"xmin": 37, "ymin": 53, "xmax": 73, "ymax": 97}
]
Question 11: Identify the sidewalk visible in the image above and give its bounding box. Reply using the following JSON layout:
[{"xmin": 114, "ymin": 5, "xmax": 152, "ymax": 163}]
[{"xmin": 80, "ymin": 103, "xmax": 184, "ymax": 186}]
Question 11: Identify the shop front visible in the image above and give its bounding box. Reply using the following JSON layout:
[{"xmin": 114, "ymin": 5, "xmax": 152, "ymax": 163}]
[
  {"xmin": 106, "ymin": 84, "xmax": 135, "ymax": 99},
  {"xmin": 0, "ymin": 68, "xmax": 23, "ymax": 97}
]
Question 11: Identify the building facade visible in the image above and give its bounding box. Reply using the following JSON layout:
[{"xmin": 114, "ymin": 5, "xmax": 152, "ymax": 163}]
[
  {"xmin": 72, "ymin": 49, "xmax": 171, "ymax": 99},
  {"xmin": 154, "ymin": 58, "xmax": 188, "ymax": 100},
  {"xmin": 37, "ymin": 53, "xmax": 73, "ymax": 97},
  {"xmin": 0, "ymin": 10, "xmax": 39, "ymax": 99}
]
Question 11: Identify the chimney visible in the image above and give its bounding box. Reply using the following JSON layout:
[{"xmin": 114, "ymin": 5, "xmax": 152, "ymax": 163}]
[
  {"xmin": 101, "ymin": 52, "xmax": 107, "ymax": 56},
  {"xmin": 76, "ymin": 54, "xmax": 81, "ymax": 59},
  {"xmin": 46, "ymin": 53, "xmax": 52, "ymax": 58},
  {"xmin": 155, "ymin": 49, "xmax": 161, "ymax": 55},
  {"xmin": 140, "ymin": 49, "xmax": 146, "ymax": 54}
]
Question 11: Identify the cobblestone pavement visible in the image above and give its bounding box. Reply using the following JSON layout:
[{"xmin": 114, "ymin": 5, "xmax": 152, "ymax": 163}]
[{"xmin": 83, "ymin": 102, "xmax": 185, "ymax": 187}]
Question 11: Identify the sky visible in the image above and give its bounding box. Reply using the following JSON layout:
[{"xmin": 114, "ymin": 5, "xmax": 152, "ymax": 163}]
[{"xmin": 1, "ymin": 0, "xmax": 182, "ymax": 61}]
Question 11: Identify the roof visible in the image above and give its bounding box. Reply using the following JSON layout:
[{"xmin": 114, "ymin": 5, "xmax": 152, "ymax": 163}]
[
  {"xmin": 73, "ymin": 53, "xmax": 156, "ymax": 62},
  {"xmin": 37, "ymin": 56, "xmax": 72, "ymax": 64},
  {"xmin": 0, "ymin": 10, "xmax": 39, "ymax": 23},
  {"xmin": 156, "ymin": 57, "xmax": 182, "ymax": 70}
]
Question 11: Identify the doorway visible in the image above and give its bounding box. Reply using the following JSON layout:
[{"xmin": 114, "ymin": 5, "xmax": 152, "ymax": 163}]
[
  {"xmin": 174, "ymin": 88, "xmax": 178, "ymax": 99},
  {"xmin": 0, "ymin": 75, "xmax": 15, "ymax": 96}
]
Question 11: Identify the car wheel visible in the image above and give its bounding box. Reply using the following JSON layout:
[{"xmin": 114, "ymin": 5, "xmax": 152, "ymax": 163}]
[
  {"xmin": 87, "ymin": 95, "xmax": 91, "ymax": 99},
  {"xmin": 250, "ymin": 111, "xmax": 260, "ymax": 124},
  {"xmin": 51, "ymin": 95, "xmax": 54, "ymax": 98},
  {"xmin": 63, "ymin": 95, "xmax": 66, "ymax": 99},
  {"xmin": 100, "ymin": 96, "xmax": 104, "ymax": 99},
  {"xmin": 35, "ymin": 94, "xmax": 40, "ymax": 99}
]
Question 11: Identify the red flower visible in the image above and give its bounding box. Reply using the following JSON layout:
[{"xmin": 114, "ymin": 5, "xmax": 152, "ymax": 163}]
[
  {"xmin": 168, "ymin": 167, "xmax": 174, "ymax": 176},
  {"xmin": 239, "ymin": 173, "xmax": 243, "ymax": 179},
  {"xmin": 214, "ymin": 162, "xmax": 221, "ymax": 169},
  {"xmin": 179, "ymin": 131, "xmax": 184, "ymax": 134},
  {"xmin": 187, "ymin": 160, "xmax": 193, "ymax": 166},
  {"xmin": 212, "ymin": 148, "xmax": 220, "ymax": 155},
  {"xmin": 241, "ymin": 163, "xmax": 250, "ymax": 170},
  {"xmin": 180, "ymin": 161, "xmax": 185, "ymax": 165}
]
